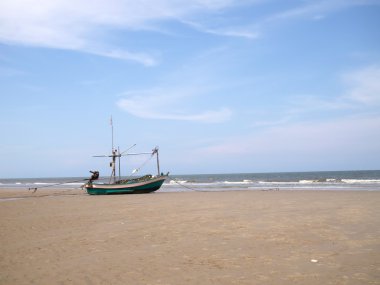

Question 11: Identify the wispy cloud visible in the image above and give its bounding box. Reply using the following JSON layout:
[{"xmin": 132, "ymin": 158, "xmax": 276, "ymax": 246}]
[
  {"xmin": 266, "ymin": 0, "xmax": 378, "ymax": 22},
  {"xmin": 194, "ymin": 114, "xmax": 380, "ymax": 171},
  {"xmin": 239, "ymin": 0, "xmax": 380, "ymax": 40},
  {"xmin": 2, "ymin": 0, "xmax": 375, "ymax": 65},
  {"xmin": 246, "ymin": 64, "xmax": 380, "ymax": 129},
  {"xmin": 180, "ymin": 19, "xmax": 259, "ymax": 39},
  {"xmin": 117, "ymin": 88, "xmax": 232, "ymax": 123},
  {"xmin": 86, "ymin": 48, "xmax": 157, "ymax": 66},
  {"xmin": 178, "ymin": 0, "xmax": 380, "ymax": 40},
  {"xmin": 0, "ymin": 0, "xmax": 171, "ymax": 65},
  {"xmin": 342, "ymin": 65, "xmax": 380, "ymax": 105},
  {"xmin": 0, "ymin": 0, "xmax": 246, "ymax": 64},
  {"xmin": 1, "ymin": 0, "xmax": 377, "ymax": 65},
  {"xmin": 288, "ymin": 65, "xmax": 380, "ymax": 113}
]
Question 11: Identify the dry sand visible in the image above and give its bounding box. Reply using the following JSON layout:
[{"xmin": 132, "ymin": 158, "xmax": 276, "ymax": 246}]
[{"xmin": 0, "ymin": 188, "xmax": 379, "ymax": 284}]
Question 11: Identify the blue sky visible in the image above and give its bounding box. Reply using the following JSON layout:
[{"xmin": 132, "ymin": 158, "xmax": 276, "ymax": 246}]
[{"xmin": 1, "ymin": 0, "xmax": 380, "ymax": 178}]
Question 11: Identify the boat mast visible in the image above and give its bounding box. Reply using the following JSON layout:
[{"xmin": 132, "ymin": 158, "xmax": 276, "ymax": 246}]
[
  {"xmin": 118, "ymin": 146, "xmax": 121, "ymax": 180},
  {"xmin": 110, "ymin": 149, "xmax": 117, "ymax": 184},
  {"xmin": 111, "ymin": 116, "xmax": 114, "ymax": 152},
  {"xmin": 110, "ymin": 116, "xmax": 116, "ymax": 183},
  {"xmin": 93, "ymin": 118, "xmax": 140, "ymax": 184},
  {"xmin": 155, "ymin": 147, "xmax": 160, "ymax": 176}
]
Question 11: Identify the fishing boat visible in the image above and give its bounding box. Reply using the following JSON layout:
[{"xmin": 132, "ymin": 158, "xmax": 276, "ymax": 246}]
[{"xmin": 84, "ymin": 120, "xmax": 168, "ymax": 195}]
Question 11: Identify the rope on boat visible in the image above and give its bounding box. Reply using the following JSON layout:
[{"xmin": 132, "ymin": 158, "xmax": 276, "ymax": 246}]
[
  {"xmin": 131, "ymin": 154, "xmax": 155, "ymax": 176},
  {"xmin": 28, "ymin": 178, "xmax": 89, "ymax": 192},
  {"xmin": 12, "ymin": 191, "xmax": 87, "ymax": 199},
  {"xmin": 168, "ymin": 175, "xmax": 207, "ymax": 192}
]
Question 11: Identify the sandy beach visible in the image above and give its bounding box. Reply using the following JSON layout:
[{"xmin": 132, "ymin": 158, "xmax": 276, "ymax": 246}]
[{"xmin": 0, "ymin": 188, "xmax": 379, "ymax": 284}]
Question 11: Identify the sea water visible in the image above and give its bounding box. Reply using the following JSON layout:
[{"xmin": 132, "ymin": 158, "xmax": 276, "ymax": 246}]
[
  {"xmin": 165, "ymin": 170, "xmax": 380, "ymax": 192},
  {"xmin": 1, "ymin": 170, "xmax": 379, "ymax": 192}
]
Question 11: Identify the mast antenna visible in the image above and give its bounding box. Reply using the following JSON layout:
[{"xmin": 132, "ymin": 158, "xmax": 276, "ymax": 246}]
[{"xmin": 110, "ymin": 116, "xmax": 114, "ymax": 151}]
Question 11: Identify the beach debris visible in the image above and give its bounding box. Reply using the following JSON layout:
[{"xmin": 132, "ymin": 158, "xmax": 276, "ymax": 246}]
[{"xmin": 311, "ymin": 259, "xmax": 318, "ymax": 263}]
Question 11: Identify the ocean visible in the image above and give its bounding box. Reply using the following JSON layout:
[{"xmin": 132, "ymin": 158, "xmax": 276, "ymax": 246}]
[{"xmin": 1, "ymin": 170, "xmax": 380, "ymax": 192}]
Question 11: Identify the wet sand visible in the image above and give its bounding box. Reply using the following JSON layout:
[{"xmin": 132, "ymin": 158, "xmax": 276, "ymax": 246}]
[{"xmin": 0, "ymin": 188, "xmax": 379, "ymax": 284}]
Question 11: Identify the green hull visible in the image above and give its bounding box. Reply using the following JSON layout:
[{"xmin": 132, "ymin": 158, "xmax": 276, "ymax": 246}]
[{"xmin": 85, "ymin": 176, "xmax": 166, "ymax": 195}]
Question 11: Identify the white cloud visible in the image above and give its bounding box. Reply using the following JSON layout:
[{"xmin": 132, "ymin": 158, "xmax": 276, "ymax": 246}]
[
  {"xmin": 246, "ymin": 0, "xmax": 380, "ymax": 38},
  {"xmin": 117, "ymin": 89, "xmax": 232, "ymax": 123},
  {"xmin": 0, "ymin": 0, "xmax": 245, "ymax": 64},
  {"xmin": 292, "ymin": 65, "xmax": 380, "ymax": 111},
  {"xmin": 1, "ymin": 0, "xmax": 376, "ymax": 65},
  {"xmin": 251, "ymin": 64, "xmax": 380, "ymax": 129},
  {"xmin": 342, "ymin": 65, "xmax": 380, "ymax": 105},
  {"xmin": 267, "ymin": 0, "xmax": 376, "ymax": 22},
  {"xmin": 0, "ymin": 0, "xmax": 176, "ymax": 65},
  {"xmin": 87, "ymin": 48, "xmax": 157, "ymax": 66},
  {"xmin": 193, "ymin": 114, "xmax": 380, "ymax": 170},
  {"xmin": 185, "ymin": 62, "xmax": 380, "ymax": 164},
  {"xmin": 180, "ymin": 20, "xmax": 259, "ymax": 39}
]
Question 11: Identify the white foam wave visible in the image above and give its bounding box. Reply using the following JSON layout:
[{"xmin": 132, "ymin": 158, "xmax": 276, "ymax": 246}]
[
  {"xmin": 299, "ymin": 180, "xmax": 318, "ymax": 184},
  {"xmin": 223, "ymin": 180, "xmax": 252, "ymax": 184},
  {"xmin": 342, "ymin": 179, "xmax": 380, "ymax": 184},
  {"xmin": 259, "ymin": 181, "xmax": 299, "ymax": 185},
  {"xmin": 169, "ymin": 180, "xmax": 187, "ymax": 184}
]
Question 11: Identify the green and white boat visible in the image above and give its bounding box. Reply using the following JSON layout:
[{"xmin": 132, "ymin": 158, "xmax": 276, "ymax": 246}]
[
  {"xmin": 86, "ymin": 173, "xmax": 167, "ymax": 195},
  {"xmin": 84, "ymin": 120, "xmax": 168, "ymax": 195}
]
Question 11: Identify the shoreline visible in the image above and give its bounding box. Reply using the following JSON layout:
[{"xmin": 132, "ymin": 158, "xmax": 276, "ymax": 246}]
[
  {"xmin": 1, "ymin": 170, "xmax": 380, "ymax": 193},
  {"xmin": 1, "ymin": 186, "xmax": 380, "ymax": 199},
  {"xmin": 1, "ymin": 189, "xmax": 379, "ymax": 284}
]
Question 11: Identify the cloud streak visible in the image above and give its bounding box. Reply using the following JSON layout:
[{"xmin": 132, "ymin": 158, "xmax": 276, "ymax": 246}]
[
  {"xmin": 238, "ymin": 0, "xmax": 380, "ymax": 41},
  {"xmin": 0, "ymin": 0, "xmax": 244, "ymax": 64},
  {"xmin": 117, "ymin": 89, "xmax": 232, "ymax": 123},
  {"xmin": 0, "ymin": 0, "xmax": 168, "ymax": 65},
  {"xmin": 180, "ymin": 19, "xmax": 259, "ymax": 39},
  {"xmin": 2, "ymin": 0, "xmax": 376, "ymax": 65},
  {"xmin": 342, "ymin": 65, "xmax": 380, "ymax": 105},
  {"xmin": 266, "ymin": 0, "xmax": 379, "ymax": 22},
  {"xmin": 193, "ymin": 114, "xmax": 380, "ymax": 172},
  {"xmin": 253, "ymin": 64, "xmax": 380, "ymax": 129}
]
